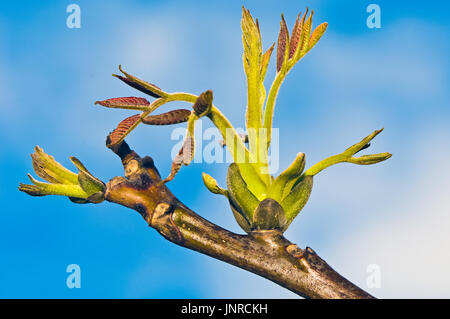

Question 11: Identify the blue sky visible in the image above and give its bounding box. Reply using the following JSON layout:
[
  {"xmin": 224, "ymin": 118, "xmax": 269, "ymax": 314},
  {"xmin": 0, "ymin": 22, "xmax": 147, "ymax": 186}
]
[{"xmin": 0, "ymin": 0, "xmax": 449, "ymax": 298}]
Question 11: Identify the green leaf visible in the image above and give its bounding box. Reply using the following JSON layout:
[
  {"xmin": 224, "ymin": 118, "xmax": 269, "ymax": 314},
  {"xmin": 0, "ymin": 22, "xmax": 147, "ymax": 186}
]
[
  {"xmin": 207, "ymin": 107, "xmax": 269, "ymax": 197},
  {"xmin": 70, "ymin": 157, "xmax": 105, "ymax": 192},
  {"xmin": 242, "ymin": 7, "xmax": 264, "ymax": 157},
  {"xmin": 228, "ymin": 200, "xmax": 252, "ymax": 233},
  {"xmin": 20, "ymin": 174, "xmax": 88, "ymax": 198},
  {"xmin": 31, "ymin": 146, "xmax": 79, "ymax": 184},
  {"xmin": 267, "ymin": 152, "xmax": 305, "ymax": 201},
  {"xmin": 261, "ymin": 43, "xmax": 275, "ymax": 81},
  {"xmin": 305, "ymin": 129, "xmax": 391, "ymax": 176},
  {"xmin": 348, "ymin": 153, "xmax": 392, "ymax": 165},
  {"xmin": 280, "ymin": 175, "xmax": 313, "ymax": 229},
  {"xmin": 226, "ymin": 163, "xmax": 260, "ymax": 221}
]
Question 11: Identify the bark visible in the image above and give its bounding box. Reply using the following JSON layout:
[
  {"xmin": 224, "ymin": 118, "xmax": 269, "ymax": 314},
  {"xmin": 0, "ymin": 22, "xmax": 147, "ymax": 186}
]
[{"xmin": 104, "ymin": 140, "xmax": 374, "ymax": 299}]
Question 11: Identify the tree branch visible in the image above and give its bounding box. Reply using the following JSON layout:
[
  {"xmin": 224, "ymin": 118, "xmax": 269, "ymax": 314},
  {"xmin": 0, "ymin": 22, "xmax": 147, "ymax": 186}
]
[{"xmin": 104, "ymin": 140, "xmax": 374, "ymax": 299}]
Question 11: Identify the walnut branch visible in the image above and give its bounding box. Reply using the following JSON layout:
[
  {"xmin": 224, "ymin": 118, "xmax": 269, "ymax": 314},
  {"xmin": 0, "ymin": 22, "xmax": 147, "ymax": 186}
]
[{"xmin": 105, "ymin": 140, "xmax": 374, "ymax": 299}]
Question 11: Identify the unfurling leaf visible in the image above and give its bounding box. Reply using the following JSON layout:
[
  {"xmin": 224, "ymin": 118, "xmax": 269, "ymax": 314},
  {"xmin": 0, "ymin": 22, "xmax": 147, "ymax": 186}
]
[
  {"xmin": 202, "ymin": 173, "xmax": 227, "ymax": 196},
  {"xmin": 276, "ymin": 14, "xmax": 289, "ymax": 72},
  {"xmin": 106, "ymin": 114, "xmax": 141, "ymax": 146},
  {"xmin": 113, "ymin": 65, "xmax": 167, "ymax": 98},
  {"xmin": 20, "ymin": 174, "xmax": 88, "ymax": 198},
  {"xmin": 31, "ymin": 146, "xmax": 79, "ymax": 184},
  {"xmin": 95, "ymin": 97, "xmax": 151, "ymax": 111},
  {"xmin": 298, "ymin": 10, "xmax": 314, "ymax": 57},
  {"xmin": 289, "ymin": 13, "xmax": 302, "ymax": 59},
  {"xmin": 192, "ymin": 90, "xmax": 213, "ymax": 117},
  {"xmin": 308, "ymin": 22, "xmax": 328, "ymax": 51},
  {"xmin": 348, "ymin": 153, "xmax": 392, "ymax": 165},
  {"xmin": 20, "ymin": 148, "xmax": 105, "ymax": 203},
  {"xmin": 261, "ymin": 42, "xmax": 275, "ymax": 80},
  {"xmin": 113, "ymin": 75, "xmax": 162, "ymax": 98},
  {"xmin": 142, "ymin": 109, "xmax": 192, "ymax": 125},
  {"xmin": 268, "ymin": 152, "xmax": 305, "ymax": 201},
  {"xmin": 345, "ymin": 128, "xmax": 384, "ymax": 155},
  {"xmin": 305, "ymin": 129, "xmax": 392, "ymax": 177}
]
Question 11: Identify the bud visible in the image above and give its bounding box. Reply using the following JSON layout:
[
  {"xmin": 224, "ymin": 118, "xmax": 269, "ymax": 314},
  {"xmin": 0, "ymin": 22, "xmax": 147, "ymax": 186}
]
[
  {"xmin": 31, "ymin": 146, "xmax": 78, "ymax": 184},
  {"xmin": 202, "ymin": 173, "xmax": 227, "ymax": 196},
  {"xmin": 19, "ymin": 147, "xmax": 105, "ymax": 204},
  {"xmin": 252, "ymin": 198, "xmax": 286, "ymax": 231}
]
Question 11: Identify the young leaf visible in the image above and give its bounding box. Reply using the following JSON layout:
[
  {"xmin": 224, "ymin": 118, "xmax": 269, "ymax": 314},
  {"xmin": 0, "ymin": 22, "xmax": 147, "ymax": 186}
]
[
  {"xmin": 70, "ymin": 156, "xmax": 106, "ymax": 195},
  {"xmin": 276, "ymin": 14, "xmax": 289, "ymax": 72},
  {"xmin": 298, "ymin": 10, "xmax": 314, "ymax": 58},
  {"xmin": 227, "ymin": 163, "xmax": 260, "ymax": 221},
  {"xmin": 192, "ymin": 90, "xmax": 213, "ymax": 117},
  {"xmin": 305, "ymin": 129, "xmax": 392, "ymax": 176},
  {"xmin": 242, "ymin": 7, "xmax": 264, "ymax": 156},
  {"xmin": 347, "ymin": 153, "xmax": 392, "ymax": 165},
  {"xmin": 229, "ymin": 200, "xmax": 252, "ymax": 233},
  {"xmin": 280, "ymin": 175, "xmax": 313, "ymax": 228},
  {"xmin": 308, "ymin": 22, "xmax": 328, "ymax": 51},
  {"xmin": 261, "ymin": 42, "xmax": 275, "ymax": 81},
  {"xmin": 31, "ymin": 146, "xmax": 79, "ymax": 185},
  {"xmin": 289, "ymin": 13, "xmax": 302, "ymax": 59},
  {"xmin": 344, "ymin": 128, "xmax": 384, "ymax": 155},
  {"xmin": 106, "ymin": 114, "xmax": 142, "ymax": 146},
  {"xmin": 142, "ymin": 109, "xmax": 192, "ymax": 125},
  {"xmin": 20, "ymin": 174, "xmax": 88, "ymax": 198},
  {"xmin": 267, "ymin": 152, "xmax": 305, "ymax": 201},
  {"xmin": 95, "ymin": 97, "xmax": 151, "ymax": 111},
  {"xmin": 113, "ymin": 65, "xmax": 168, "ymax": 98}
]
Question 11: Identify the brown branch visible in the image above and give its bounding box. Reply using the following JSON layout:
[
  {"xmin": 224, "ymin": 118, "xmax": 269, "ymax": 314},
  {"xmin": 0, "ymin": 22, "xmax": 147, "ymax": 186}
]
[{"xmin": 105, "ymin": 140, "xmax": 374, "ymax": 299}]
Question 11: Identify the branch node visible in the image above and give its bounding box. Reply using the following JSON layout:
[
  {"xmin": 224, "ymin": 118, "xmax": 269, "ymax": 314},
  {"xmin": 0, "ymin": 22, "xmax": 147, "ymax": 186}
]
[
  {"xmin": 152, "ymin": 202, "xmax": 184, "ymax": 243},
  {"xmin": 285, "ymin": 244, "xmax": 305, "ymax": 259}
]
